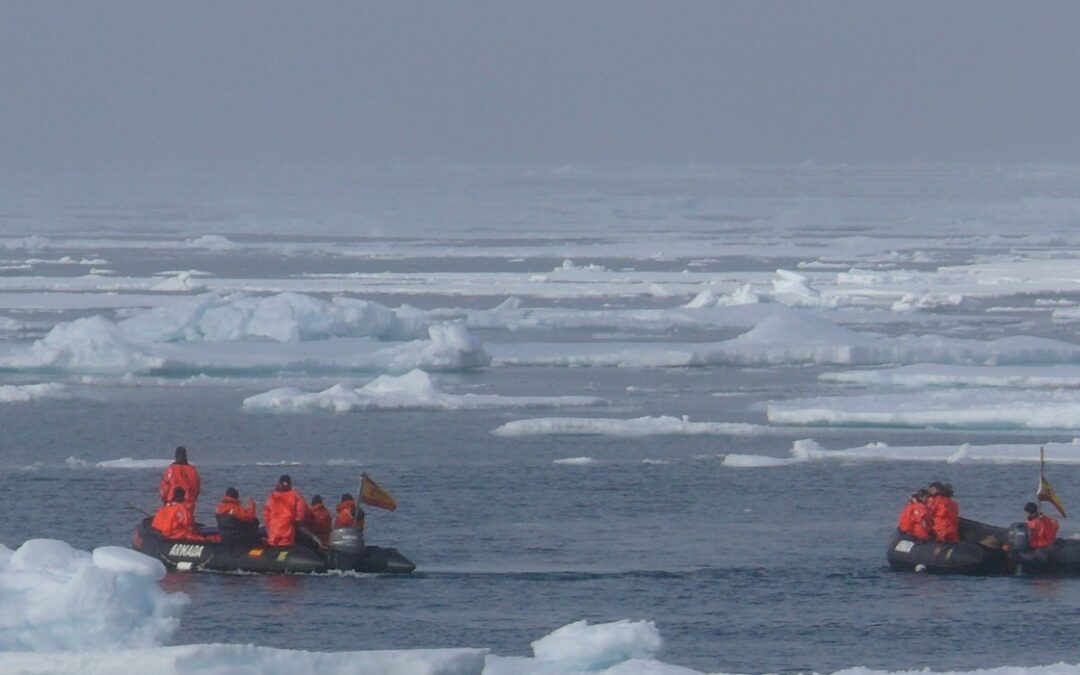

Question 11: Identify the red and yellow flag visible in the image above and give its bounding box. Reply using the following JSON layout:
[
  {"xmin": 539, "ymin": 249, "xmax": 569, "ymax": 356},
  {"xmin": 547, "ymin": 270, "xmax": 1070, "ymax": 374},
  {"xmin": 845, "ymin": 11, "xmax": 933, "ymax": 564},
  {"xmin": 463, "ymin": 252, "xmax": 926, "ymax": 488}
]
[
  {"xmin": 360, "ymin": 473, "xmax": 397, "ymax": 511},
  {"xmin": 1037, "ymin": 447, "xmax": 1067, "ymax": 517},
  {"xmin": 1038, "ymin": 474, "xmax": 1067, "ymax": 518}
]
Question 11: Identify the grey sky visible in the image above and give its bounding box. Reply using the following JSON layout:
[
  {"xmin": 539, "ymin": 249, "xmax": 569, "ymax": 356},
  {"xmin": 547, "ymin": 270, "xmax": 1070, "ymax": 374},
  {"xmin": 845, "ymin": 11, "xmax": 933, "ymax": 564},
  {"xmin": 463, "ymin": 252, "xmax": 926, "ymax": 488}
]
[{"xmin": 3, "ymin": 1, "xmax": 1080, "ymax": 167}]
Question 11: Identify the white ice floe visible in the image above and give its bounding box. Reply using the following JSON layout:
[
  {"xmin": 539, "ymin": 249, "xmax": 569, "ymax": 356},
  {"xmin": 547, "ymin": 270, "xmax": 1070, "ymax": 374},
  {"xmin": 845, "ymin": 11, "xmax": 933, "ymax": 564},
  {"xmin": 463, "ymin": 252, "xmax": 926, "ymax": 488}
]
[
  {"xmin": 118, "ymin": 292, "xmax": 429, "ymax": 343},
  {"xmin": 95, "ymin": 458, "xmax": 172, "ymax": 469},
  {"xmin": 150, "ymin": 271, "xmax": 204, "ymax": 292},
  {"xmin": 0, "ymin": 539, "xmax": 186, "ymax": 651},
  {"xmin": 491, "ymin": 416, "xmax": 767, "ymax": 437},
  {"xmin": 822, "ymin": 364, "xmax": 1080, "ymax": 388},
  {"xmin": 768, "ymin": 389, "xmax": 1080, "ymax": 429},
  {"xmin": 0, "ymin": 315, "xmax": 26, "ymax": 331},
  {"xmin": 490, "ymin": 311, "xmax": 1080, "ymax": 369},
  {"xmin": 186, "ymin": 234, "xmax": 237, "ymax": 251},
  {"xmin": 0, "ymin": 309, "xmax": 488, "ymax": 376},
  {"xmin": 0, "ymin": 383, "xmax": 69, "ymax": 403},
  {"xmin": 771, "ymin": 269, "xmax": 833, "ymax": 307},
  {"xmin": 0, "ymin": 316, "xmax": 165, "ymax": 373},
  {"xmin": 723, "ymin": 438, "xmax": 1080, "ymax": 467},
  {"xmin": 243, "ymin": 369, "xmax": 605, "ymax": 413},
  {"xmin": 553, "ymin": 457, "xmax": 597, "ymax": 465}
]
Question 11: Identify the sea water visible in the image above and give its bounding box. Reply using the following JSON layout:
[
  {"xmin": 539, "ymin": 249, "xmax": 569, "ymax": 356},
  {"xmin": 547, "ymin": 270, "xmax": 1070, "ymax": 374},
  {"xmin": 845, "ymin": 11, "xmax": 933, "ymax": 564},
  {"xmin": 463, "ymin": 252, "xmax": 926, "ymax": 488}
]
[{"xmin": 3, "ymin": 164, "xmax": 1080, "ymax": 672}]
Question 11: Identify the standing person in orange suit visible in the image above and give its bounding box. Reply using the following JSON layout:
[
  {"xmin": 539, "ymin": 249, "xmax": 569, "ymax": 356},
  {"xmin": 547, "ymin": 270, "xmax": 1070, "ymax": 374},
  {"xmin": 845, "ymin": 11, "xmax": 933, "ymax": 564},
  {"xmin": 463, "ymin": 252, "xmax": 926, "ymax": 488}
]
[
  {"xmin": 160, "ymin": 446, "xmax": 200, "ymax": 506},
  {"xmin": 263, "ymin": 474, "xmax": 310, "ymax": 546}
]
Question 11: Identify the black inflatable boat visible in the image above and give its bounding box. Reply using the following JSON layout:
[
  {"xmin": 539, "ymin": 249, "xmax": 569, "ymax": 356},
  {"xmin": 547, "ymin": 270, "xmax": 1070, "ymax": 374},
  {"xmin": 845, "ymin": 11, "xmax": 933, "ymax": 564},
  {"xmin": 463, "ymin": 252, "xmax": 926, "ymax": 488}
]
[
  {"xmin": 132, "ymin": 517, "xmax": 415, "ymax": 574},
  {"xmin": 888, "ymin": 517, "xmax": 1080, "ymax": 577}
]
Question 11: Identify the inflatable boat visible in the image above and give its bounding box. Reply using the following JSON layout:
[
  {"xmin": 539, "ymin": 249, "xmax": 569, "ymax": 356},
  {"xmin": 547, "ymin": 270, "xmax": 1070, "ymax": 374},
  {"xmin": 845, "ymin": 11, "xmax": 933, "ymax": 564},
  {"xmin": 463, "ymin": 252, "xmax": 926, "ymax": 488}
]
[
  {"xmin": 132, "ymin": 517, "xmax": 415, "ymax": 574},
  {"xmin": 888, "ymin": 517, "xmax": 1080, "ymax": 577}
]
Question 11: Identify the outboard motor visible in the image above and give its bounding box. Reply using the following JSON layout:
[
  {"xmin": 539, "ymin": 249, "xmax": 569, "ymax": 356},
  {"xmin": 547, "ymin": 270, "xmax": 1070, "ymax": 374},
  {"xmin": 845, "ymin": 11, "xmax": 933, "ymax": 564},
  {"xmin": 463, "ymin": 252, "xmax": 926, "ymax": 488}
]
[
  {"xmin": 327, "ymin": 527, "xmax": 365, "ymax": 571},
  {"xmin": 1007, "ymin": 522, "xmax": 1029, "ymax": 572},
  {"xmin": 1007, "ymin": 522, "xmax": 1030, "ymax": 551}
]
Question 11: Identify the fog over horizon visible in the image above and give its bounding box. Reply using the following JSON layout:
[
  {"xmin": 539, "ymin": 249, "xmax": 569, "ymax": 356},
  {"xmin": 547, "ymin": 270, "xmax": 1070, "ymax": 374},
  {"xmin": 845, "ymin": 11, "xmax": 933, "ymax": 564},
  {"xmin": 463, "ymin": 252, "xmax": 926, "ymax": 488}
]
[{"xmin": 3, "ymin": 1, "xmax": 1080, "ymax": 172}]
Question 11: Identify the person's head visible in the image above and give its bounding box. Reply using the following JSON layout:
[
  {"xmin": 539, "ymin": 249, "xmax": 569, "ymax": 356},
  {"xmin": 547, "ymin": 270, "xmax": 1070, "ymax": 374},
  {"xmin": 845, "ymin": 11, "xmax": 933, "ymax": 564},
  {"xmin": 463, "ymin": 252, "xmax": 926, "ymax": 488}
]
[
  {"xmin": 172, "ymin": 486, "xmax": 186, "ymax": 502},
  {"xmin": 311, "ymin": 494, "xmax": 323, "ymax": 505},
  {"xmin": 225, "ymin": 487, "xmax": 239, "ymax": 499},
  {"xmin": 942, "ymin": 483, "xmax": 954, "ymax": 498},
  {"xmin": 928, "ymin": 481, "xmax": 944, "ymax": 496},
  {"xmin": 914, "ymin": 489, "xmax": 929, "ymax": 503},
  {"xmin": 1025, "ymin": 502, "xmax": 1039, "ymax": 517},
  {"xmin": 340, "ymin": 493, "xmax": 353, "ymax": 503},
  {"xmin": 278, "ymin": 474, "xmax": 292, "ymax": 489},
  {"xmin": 175, "ymin": 446, "xmax": 188, "ymax": 465}
]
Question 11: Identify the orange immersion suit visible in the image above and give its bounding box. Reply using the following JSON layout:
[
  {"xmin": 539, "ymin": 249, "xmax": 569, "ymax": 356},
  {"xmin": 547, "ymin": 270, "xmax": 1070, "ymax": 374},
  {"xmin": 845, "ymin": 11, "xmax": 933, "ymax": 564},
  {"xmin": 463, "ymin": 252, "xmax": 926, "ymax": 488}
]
[
  {"xmin": 306, "ymin": 503, "xmax": 333, "ymax": 545},
  {"xmin": 151, "ymin": 501, "xmax": 201, "ymax": 540},
  {"xmin": 264, "ymin": 487, "xmax": 310, "ymax": 546},
  {"xmin": 928, "ymin": 495, "xmax": 960, "ymax": 543},
  {"xmin": 1027, "ymin": 514, "xmax": 1060, "ymax": 549},
  {"xmin": 160, "ymin": 463, "xmax": 201, "ymax": 505},
  {"xmin": 897, "ymin": 501, "xmax": 932, "ymax": 540}
]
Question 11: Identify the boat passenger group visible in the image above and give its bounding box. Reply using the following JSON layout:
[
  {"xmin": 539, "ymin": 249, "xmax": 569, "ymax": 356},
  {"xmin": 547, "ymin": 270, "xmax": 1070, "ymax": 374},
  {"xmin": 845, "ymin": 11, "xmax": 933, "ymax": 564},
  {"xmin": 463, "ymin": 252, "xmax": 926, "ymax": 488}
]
[
  {"xmin": 150, "ymin": 446, "xmax": 383, "ymax": 550},
  {"xmin": 897, "ymin": 480, "xmax": 1059, "ymax": 549}
]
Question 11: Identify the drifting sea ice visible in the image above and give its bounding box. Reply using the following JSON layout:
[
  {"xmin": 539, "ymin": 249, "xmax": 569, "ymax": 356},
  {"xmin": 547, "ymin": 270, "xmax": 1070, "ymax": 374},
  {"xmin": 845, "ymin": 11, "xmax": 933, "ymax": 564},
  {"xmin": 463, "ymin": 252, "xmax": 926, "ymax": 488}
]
[
  {"xmin": 243, "ymin": 369, "xmax": 606, "ymax": 413},
  {"xmin": 491, "ymin": 416, "xmax": 767, "ymax": 438},
  {"xmin": 0, "ymin": 539, "xmax": 186, "ymax": 651},
  {"xmin": 720, "ymin": 439, "xmax": 1080, "ymax": 468},
  {"xmin": 767, "ymin": 389, "xmax": 1080, "ymax": 429},
  {"xmin": 0, "ymin": 313, "xmax": 490, "ymax": 376}
]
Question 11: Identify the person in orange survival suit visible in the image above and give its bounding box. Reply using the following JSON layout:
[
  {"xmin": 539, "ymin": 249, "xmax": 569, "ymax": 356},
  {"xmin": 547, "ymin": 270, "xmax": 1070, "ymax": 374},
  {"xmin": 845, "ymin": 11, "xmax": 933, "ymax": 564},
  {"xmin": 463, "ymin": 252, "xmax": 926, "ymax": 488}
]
[
  {"xmin": 1025, "ymin": 502, "xmax": 1060, "ymax": 549},
  {"xmin": 152, "ymin": 487, "xmax": 204, "ymax": 540},
  {"xmin": 215, "ymin": 486, "xmax": 260, "ymax": 543},
  {"xmin": 160, "ymin": 446, "xmax": 200, "ymax": 507},
  {"xmin": 927, "ymin": 481, "xmax": 960, "ymax": 543},
  {"xmin": 263, "ymin": 474, "xmax": 310, "ymax": 546},
  {"xmin": 333, "ymin": 493, "xmax": 365, "ymax": 531},
  {"xmin": 897, "ymin": 489, "xmax": 933, "ymax": 540},
  {"xmin": 306, "ymin": 495, "xmax": 333, "ymax": 546}
]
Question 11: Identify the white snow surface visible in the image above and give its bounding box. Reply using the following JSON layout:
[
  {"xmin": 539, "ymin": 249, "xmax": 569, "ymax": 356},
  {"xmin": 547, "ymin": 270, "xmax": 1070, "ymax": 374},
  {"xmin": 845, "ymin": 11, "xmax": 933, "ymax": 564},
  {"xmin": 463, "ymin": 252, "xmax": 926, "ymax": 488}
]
[
  {"xmin": 768, "ymin": 389, "xmax": 1080, "ymax": 429},
  {"xmin": 0, "ymin": 309, "xmax": 489, "ymax": 375},
  {"xmin": 821, "ymin": 364, "xmax": 1080, "ymax": 388},
  {"xmin": 118, "ymin": 292, "xmax": 428, "ymax": 343},
  {"xmin": 0, "ymin": 383, "xmax": 69, "ymax": 403},
  {"xmin": 243, "ymin": 369, "xmax": 605, "ymax": 413},
  {"xmin": 492, "ymin": 416, "xmax": 767, "ymax": 437},
  {"xmin": 0, "ymin": 539, "xmax": 185, "ymax": 651},
  {"xmin": 722, "ymin": 439, "xmax": 1080, "ymax": 467}
]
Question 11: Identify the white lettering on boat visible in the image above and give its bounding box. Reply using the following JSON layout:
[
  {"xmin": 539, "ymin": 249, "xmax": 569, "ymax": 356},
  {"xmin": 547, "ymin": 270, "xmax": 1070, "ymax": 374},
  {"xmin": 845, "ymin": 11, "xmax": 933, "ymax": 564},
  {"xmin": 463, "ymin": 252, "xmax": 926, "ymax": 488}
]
[
  {"xmin": 894, "ymin": 540, "xmax": 914, "ymax": 554},
  {"xmin": 168, "ymin": 544, "xmax": 205, "ymax": 558}
]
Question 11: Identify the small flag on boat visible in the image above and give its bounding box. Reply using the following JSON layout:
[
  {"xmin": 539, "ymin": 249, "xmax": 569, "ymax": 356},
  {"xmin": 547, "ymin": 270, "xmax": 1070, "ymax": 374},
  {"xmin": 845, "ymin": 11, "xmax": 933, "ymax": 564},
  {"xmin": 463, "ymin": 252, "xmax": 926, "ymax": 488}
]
[
  {"xmin": 360, "ymin": 472, "xmax": 397, "ymax": 511},
  {"xmin": 1037, "ymin": 447, "xmax": 1067, "ymax": 518}
]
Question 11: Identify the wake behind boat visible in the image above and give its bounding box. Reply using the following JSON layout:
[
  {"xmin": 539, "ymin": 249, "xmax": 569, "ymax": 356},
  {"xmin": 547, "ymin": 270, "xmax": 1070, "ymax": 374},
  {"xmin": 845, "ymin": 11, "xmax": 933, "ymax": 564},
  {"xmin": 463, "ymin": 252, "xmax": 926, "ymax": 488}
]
[{"xmin": 132, "ymin": 517, "xmax": 415, "ymax": 574}]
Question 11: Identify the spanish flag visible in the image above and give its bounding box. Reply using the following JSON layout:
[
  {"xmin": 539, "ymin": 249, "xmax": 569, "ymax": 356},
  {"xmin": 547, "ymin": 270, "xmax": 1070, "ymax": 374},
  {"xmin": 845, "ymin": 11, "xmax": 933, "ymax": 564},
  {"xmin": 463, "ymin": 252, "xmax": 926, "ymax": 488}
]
[
  {"xmin": 1037, "ymin": 448, "xmax": 1067, "ymax": 517},
  {"xmin": 360, "ymin": 473, "xmax": 398, "ymax": 511}
]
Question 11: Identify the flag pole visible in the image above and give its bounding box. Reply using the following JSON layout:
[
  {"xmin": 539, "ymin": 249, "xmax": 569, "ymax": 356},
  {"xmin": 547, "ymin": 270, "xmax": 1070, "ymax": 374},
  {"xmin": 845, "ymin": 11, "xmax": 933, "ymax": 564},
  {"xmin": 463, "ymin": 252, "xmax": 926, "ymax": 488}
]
[{"xmin": 356, "ymin": 473, "xmax": 365, "ymax": 523}]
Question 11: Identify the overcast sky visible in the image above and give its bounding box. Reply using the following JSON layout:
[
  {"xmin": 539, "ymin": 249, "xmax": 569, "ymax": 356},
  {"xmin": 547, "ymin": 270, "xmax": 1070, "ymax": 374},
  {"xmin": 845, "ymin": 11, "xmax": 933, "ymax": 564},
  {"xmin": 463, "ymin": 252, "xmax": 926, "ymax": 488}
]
[{"xmin": 3, "ymin": 1, "xmax": 1080, "ymax": 168}]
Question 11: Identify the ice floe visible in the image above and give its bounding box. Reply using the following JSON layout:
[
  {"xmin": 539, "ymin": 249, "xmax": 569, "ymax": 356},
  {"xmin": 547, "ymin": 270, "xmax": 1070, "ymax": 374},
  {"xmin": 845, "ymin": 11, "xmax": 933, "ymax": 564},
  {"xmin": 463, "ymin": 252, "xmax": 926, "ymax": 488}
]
[
  {"xmin": 0, "ymin": 383, "xmax": 69, "ymax": 403},
  {"xmin": 768, "ymin": 389, "xmax": 1080, "ymax": 429},
  {"xmin": 244, "ymin": 369, "xmax": 605, "ymax": 413},
  {"xmin": 723, "ymin": 439, "xmax": 1080, "ymax": 467},
  {"xmin": 491, "ymin": 416, "xmax": 767, "ymax": 437},
  {"xmin": 822, "ymin": 364, "xmax": 1080, "ymax": 388},
  {"xmin": 0, "ymin": 539, "xmax": 186, "ymax": 651}
]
